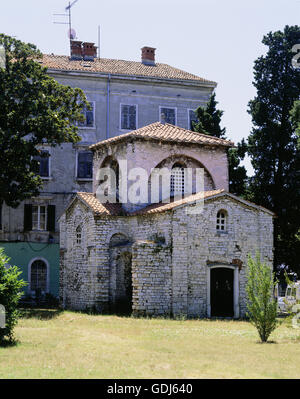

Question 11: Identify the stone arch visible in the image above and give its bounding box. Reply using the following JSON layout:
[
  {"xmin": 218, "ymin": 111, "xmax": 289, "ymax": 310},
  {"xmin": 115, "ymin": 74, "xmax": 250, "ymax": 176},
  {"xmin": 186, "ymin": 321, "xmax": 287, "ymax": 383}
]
[
  {"xmin": 109, "ymin": 233, "xmax": 132, "ymax": 314},
  {"xmin": 99, "ymin": 156, "xmax": 120, "ymax": 202},
  {"xmin": 148, "ymin": 154, "xmax": 215, "ymax": 203}
]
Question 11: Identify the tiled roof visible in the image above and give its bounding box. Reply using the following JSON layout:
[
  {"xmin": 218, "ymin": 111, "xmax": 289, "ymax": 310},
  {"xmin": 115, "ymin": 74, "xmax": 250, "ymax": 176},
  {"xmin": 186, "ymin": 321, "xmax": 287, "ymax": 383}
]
[
  {"xmin": 131, "ymin": 189, "xmax": 225, "ymax": 215},
  {"xmin": 41, "ymin": 54, "xmax": 216, "ymax": 85},
  {"xmin": 90, "ymin": 122, "xmax": 234, "ymax": 150},
  {"xmin": 74, "ymin": 189, "xmax": 275, "ymax": 217},
  {"xmin": 77, "ymin": 192, "xmax": 124, "ymax": 216}
]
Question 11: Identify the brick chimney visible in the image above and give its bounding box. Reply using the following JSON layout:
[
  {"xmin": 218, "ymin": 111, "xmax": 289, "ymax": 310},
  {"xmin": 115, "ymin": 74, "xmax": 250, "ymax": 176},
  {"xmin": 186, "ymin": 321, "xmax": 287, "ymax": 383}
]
[
  {"xmin": 82, "ymin": 42, "xmax": 97, "ymax": 61},
  {"xmin": 141, "ymin": 46, "xmax": 156, "ymax": 66},
  {"xmin": 70, "ymin": 40, "xmax": 83, "ymax": 60}
]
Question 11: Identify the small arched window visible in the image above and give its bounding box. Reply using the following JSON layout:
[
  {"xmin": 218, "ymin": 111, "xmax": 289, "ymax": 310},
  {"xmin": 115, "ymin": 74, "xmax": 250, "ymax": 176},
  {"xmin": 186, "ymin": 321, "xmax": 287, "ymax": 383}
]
[
  {"xmin": 30, "ymin": 259, "xmax": 48, "ymax": 293},
  {"xmin": 216, "ymin": 210, "xmax": 227, "ymax": 232},
  {"xmin": 76, "ymin": 225, "xmax": 82, "ymax": 244},
  {"xmin": 170, "ymin": 162, "xmax": 185, "ymax": 199}
]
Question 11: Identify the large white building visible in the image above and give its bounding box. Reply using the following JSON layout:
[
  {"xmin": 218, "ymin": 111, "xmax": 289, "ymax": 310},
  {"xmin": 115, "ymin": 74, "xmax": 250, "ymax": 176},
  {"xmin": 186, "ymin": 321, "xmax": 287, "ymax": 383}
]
[{"xmin": 0, "ymin": 42, "xmax": 216, "ymax": 298}]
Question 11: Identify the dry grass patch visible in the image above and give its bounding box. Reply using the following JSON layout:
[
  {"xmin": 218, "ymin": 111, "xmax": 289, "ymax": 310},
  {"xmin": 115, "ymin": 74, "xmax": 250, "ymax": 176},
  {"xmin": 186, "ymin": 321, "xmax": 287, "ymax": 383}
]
[{"xmin": 0, "ymin": 310, "xmax": 299, "ymax": 379}]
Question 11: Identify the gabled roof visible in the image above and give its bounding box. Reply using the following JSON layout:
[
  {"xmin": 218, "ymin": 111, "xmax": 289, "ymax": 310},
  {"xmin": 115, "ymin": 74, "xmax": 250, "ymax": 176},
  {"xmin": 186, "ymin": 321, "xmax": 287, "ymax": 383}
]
[
  {"xmin": 68, "ymin": 190, "xmax": 275, "ymax": 217},
  {"xmin": 90, "ymin": 122, "xmax": 234, "ymax": 150},
  {"xmin": 41, "ymin": 54, "xmax": 216, "ymax": 85}
]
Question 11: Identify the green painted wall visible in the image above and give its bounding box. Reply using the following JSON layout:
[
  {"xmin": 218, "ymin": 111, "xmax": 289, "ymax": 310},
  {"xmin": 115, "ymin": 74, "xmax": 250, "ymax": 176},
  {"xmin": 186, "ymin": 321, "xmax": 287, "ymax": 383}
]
[{"xmin": 0, "ymin": 242, "xmax": 59, "ymax": 297}]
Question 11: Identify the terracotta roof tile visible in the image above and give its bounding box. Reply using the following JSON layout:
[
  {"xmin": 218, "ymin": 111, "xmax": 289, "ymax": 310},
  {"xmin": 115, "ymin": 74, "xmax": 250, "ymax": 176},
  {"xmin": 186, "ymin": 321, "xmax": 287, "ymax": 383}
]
[
  {"xmin": 90, "ymin": 122, "xmax": 234, "ymax": 149},
  {"xmin": 77, "ymin": 192, "xmax": 124, "ymax": 216},
  {"xmin": 75, "ymin": 189, "xmax": 275, "ymax": 217},
  {"xmin": 131, "ymin": 189, "xmax": 225, "ymax": 215},
  {"xmin": 41, "ymin": 54, "xmax": 216, "ymax": 85}
]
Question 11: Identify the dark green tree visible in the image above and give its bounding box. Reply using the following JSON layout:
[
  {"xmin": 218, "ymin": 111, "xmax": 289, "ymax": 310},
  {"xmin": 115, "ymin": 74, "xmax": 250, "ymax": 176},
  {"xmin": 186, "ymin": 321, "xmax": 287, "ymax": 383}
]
[
  {"xmin": 193, "ymin": 93, "xmax": 226, "ymax": 138},
  {"xmin": 246, "ymin": 25, "xmax": 300, "ymax": 275},
  {"xmin": 0, "ymin": 248, "xmax": 27, "ymax": 344},
  {"xmin": 192, "ymin": 93, "xmax": 247, "ymax": 196},
  {"xmin": 290, "ymin": 100, "xmax": 300, "ymax": 146},
  {"xmin": 0, "ymin": 34, "xmax": 88, "ymax": 208}
]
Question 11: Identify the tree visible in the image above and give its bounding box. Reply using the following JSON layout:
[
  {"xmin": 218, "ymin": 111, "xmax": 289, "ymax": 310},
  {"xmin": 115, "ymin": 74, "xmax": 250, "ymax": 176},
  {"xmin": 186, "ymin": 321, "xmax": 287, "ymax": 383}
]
[
  {"xmin": 246, "ymin": 253, "xmax": 279, "ymax": 343},
  {"xmin": 246, "ymin": 26, "xmax": 300, "ymax": 276},
  {"xmin": 290, "ymin": 100, "xmax": 300, "ymax": 147},
  {"xmin": 192, "ymin": 93, "xmax": 247, "ymax": 196},
  {"xmin": 193, "ymin": 93, "xmax": 226, "ymax": 138},
  {"xmin": 0, "ymin": 248, "xmax": 27, "ymax": 344},
  {"xmin": 0, "ymin": 34, "xmax": 88, "ymax": 208}
]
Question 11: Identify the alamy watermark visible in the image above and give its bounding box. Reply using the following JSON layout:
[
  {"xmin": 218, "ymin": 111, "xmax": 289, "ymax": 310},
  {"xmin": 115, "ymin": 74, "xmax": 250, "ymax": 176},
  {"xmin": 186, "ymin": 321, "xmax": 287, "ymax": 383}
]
[
  {"xmin": 95, "ymin": 162, "xmax": 205, "ymax": 214},
  {"xmin": 292, "ymin": 44, "xmax": 300, "ymax": 68},
  {"xmin": 0, "ymin": 305, "xmax": 5, "ymax": 329}
]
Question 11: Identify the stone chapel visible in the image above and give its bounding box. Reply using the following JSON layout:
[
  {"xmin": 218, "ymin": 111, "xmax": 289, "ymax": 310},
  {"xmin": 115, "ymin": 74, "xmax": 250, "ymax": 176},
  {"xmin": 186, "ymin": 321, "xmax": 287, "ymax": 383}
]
[{"xmin": 59, "ymin": 122, "xmax": 274, "ymax": 318}]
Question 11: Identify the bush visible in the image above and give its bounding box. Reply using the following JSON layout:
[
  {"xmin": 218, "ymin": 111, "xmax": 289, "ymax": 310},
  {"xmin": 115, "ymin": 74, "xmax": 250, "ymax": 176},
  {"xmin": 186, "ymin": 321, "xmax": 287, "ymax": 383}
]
[
  {"xmin": 0, "ymin": 248, "xmax": 27, "ymax": 343},
  {"xmin": 246, "ymin": 252, "xmax": 279, "ymax": 342}
]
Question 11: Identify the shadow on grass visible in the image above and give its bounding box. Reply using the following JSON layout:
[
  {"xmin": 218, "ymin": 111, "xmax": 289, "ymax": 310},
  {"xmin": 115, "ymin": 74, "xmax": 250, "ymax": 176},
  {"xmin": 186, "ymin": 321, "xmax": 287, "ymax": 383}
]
[
  {"xmin": 0, "ymin": 339, "xmax": 19, "ymax": 348},
  {"xmin": 20, "ymin": 308, "xmax": 63, "ymax": 320}
]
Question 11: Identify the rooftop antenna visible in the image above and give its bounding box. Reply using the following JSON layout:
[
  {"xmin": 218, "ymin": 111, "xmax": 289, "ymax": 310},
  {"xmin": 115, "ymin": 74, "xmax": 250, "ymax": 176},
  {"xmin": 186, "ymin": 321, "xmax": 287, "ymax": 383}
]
[{"xmin": 53, "ymin": 0, "xmax": 79, "ymax": 56}]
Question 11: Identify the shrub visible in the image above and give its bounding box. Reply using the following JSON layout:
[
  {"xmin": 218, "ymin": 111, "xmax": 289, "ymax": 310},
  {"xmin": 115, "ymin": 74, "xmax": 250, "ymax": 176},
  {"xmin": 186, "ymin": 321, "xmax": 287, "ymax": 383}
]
[
  {"xmin": 0, "ymin": 248, "xmax": 27, "ymax": 343},
  {"xmin": 246, "ymin": 252, "xmax": 279, "ymax": 342}
]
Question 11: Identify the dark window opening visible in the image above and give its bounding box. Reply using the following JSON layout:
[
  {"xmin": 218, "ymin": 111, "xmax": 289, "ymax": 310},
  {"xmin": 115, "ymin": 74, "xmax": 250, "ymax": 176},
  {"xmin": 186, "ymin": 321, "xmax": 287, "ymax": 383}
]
[{"xmin": 77, "ymin": 151, "xmax": 93, "ymax": 179}]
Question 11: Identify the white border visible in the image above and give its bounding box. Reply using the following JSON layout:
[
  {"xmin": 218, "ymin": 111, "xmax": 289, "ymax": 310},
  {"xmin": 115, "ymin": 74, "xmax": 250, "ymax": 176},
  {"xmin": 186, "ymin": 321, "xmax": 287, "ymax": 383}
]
[
  {"xmin": 159, "ymin": 106, "xmax": 177, "ymax": 125},
  {"xmin": 119, "ymin": 103, "xmax": 138, "ymax": 131},
  {"xmin": 206, "ymin": 264, "xmax": 239, "ymax": 319},
  {"xmin": 28, "ymin": 257, "xmax": 50, "ymax": 295}
]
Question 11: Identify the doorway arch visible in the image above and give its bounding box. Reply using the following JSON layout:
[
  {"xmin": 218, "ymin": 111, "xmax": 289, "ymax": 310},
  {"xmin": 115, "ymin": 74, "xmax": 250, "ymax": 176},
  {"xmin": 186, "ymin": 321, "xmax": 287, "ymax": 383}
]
[
  {"xmin": 109, "ymin": 233, "xmax": 132, "ymax": 314},
  {"xmin": 207, "ymin": 265, "xmax": 239, "ymax": 318}
]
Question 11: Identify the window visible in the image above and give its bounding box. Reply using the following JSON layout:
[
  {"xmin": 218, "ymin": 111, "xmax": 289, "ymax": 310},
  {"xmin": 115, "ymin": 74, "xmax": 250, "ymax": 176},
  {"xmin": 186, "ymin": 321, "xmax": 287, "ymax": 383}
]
[
  {"xmin": 188, "ymin": 109, "xmax": 199, "ymax": 130},
  {"xmin": 33, "ymin": 150, "xmax": 50, "ymax": 177},
  {"xmin": 121, "ymin": 104, "xmax": 137, "ymax": 130},
  {"xmin": 160, "ymin": 107, "xmax": 176, "ymax": 125},
  {"xmin": 76, "ymin": 225, "xmax": 82, "ymax": 244},
  {"xmin": 77, "ymin": 151, "xmax": 93, "ymax": 179},
  {"xmin": 79, "ymin": 102, "xmax": 95, "ymax": 128},
  {"xmin": 170, "ymin": 163, "xmax": 185, "ymax": 199},
  {"xmin": 32, "ymin": 205, "xmax": 47, "ymax": 230},
  {"xmin": 30, "ymin": 259, "xmax": 48, "ymax": 293},
  {"xmin": 24, "ymin": 204, "xmax": 55, "ymax": 232},
  {"xmin": 216, "ymin": 210, "xmax": 227, "ymax": 232}
]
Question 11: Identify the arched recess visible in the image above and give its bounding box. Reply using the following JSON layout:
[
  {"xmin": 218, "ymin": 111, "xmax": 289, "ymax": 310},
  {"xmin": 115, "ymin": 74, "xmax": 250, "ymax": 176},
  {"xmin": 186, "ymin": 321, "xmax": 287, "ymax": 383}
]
[
  {"xmin": 207, "ymin": 265, "xmax": 239, "ymax": 319},
  {"xmin": 148, "ymin": 155, "xmax": 215, "ymax": 203},
  {"xmin": 28, "ymin": 257, "xmax": 50, "ymax": 295},
  {"xmin": 109, "ymin": 233, "xmax": 132, "ymax": 314},
  {"xmin": 98, "ymin": 156, "xmax": 120, "ymax": 202}
]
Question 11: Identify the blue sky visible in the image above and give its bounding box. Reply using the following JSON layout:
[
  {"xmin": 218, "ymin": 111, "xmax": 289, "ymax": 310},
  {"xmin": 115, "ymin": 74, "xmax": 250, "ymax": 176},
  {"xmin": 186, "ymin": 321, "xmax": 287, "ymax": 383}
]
[{"xmin": 1, "ymin": 0, "xmax": 300, "ymax": 174}]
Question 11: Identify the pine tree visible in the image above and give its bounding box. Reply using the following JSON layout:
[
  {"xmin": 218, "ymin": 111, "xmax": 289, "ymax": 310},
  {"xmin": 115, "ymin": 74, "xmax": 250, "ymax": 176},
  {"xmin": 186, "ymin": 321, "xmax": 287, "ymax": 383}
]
[
  {"xmin": 193, "ymin": 93, "xmax": 247, "ymax": 196},
  {"xmin": 247, "ymin": 25, "xmax": 300, "ymax": 275}
]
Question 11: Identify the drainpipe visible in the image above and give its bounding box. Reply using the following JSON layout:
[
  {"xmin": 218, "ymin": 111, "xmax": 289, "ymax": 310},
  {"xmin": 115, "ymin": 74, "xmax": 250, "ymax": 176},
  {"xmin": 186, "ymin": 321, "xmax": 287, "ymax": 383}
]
[{"xmin": 106, "ymin": 74, "xmax": 111, "ymax": 139}]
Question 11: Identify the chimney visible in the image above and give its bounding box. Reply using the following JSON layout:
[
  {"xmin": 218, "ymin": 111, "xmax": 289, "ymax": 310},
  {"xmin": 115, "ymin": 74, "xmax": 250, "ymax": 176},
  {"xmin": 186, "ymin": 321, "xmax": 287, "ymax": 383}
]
[
  {"xmin": 141, "ymin": 46, "xmax": 156, "ymax": 66},
  {"xmin": 82, "ymin": 42, "xmax": 97, "ymax": 61},
  {"xmin": 70, "ymin": 40, "xmax": 83, "ymax": 60}
]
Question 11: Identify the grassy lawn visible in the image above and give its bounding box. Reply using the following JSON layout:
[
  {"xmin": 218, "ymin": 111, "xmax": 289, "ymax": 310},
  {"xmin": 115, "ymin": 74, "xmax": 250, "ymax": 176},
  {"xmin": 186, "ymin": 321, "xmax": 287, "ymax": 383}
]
[{"xmin": 0, "ymin": 309, "xmax": 300, "ymax": 379}]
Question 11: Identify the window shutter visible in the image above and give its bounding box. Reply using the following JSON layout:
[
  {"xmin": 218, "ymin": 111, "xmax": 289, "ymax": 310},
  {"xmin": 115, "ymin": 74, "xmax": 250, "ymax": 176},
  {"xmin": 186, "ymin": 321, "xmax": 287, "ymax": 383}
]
[
  {"xmin": 47, "ymin": 205, "xmax": 56, "ymax": 232},
  {"xmin": 24, "ymin": 204, "xmax": 33, "ymax": 231}
]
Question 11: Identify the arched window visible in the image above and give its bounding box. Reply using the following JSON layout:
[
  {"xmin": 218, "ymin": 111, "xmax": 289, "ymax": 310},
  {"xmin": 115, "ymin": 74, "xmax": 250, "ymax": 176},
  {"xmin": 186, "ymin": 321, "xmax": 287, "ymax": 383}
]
[
  {"xmin": 76, "ymin": 225, "xmax": 82, "ymax": 244},
  {"xmin": 170, "ymin": 162, "xmax": 185, "ymax": 199},
  {"xmin": 30, "ymin": 259, "xmax": 48, "ymax": 293},
  {"xmin": 216, "ymin": 210, "xmax": 227, "ymax": 232}
]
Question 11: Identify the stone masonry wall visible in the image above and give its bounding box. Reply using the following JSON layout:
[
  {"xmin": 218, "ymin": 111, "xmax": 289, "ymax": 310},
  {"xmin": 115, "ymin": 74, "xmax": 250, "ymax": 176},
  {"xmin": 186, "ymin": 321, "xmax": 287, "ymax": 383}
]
[{"xmin": 60, "ymin": 195, "xmax": 274, "ymax": 318}]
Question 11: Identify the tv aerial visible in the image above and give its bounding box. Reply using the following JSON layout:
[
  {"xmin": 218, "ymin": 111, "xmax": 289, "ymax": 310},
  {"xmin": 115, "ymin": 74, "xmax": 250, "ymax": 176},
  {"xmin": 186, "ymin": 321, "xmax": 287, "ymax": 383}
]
[{"xmin": 53, "ymin": 1, "xmax": 79, "ymax": 56}]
